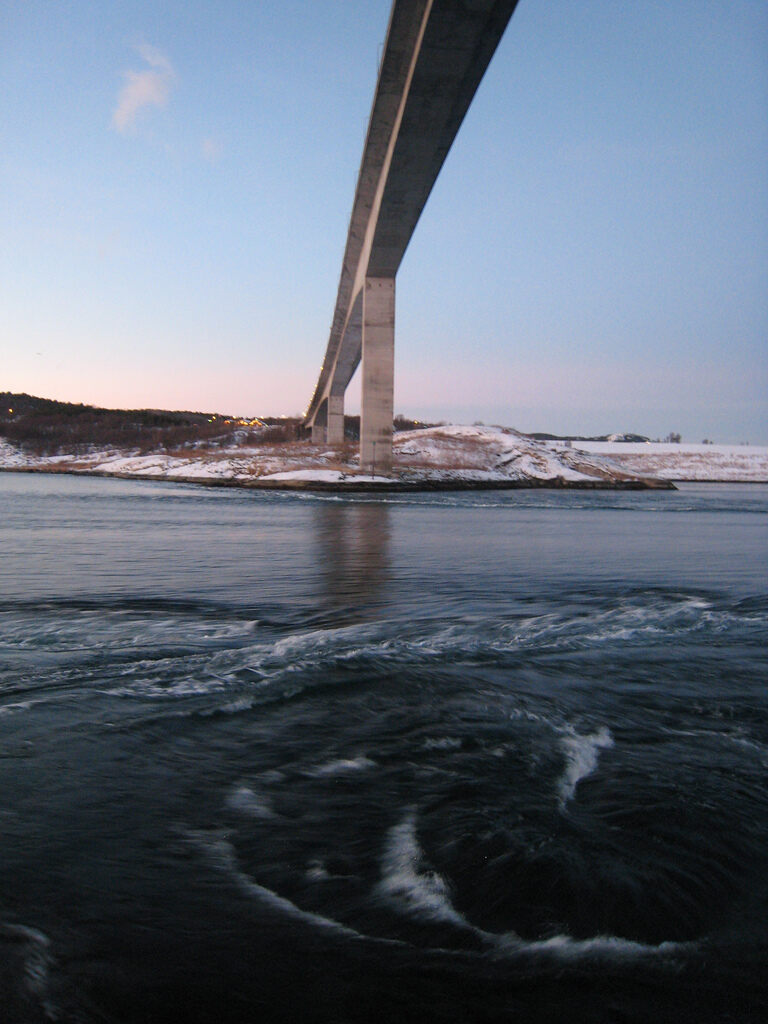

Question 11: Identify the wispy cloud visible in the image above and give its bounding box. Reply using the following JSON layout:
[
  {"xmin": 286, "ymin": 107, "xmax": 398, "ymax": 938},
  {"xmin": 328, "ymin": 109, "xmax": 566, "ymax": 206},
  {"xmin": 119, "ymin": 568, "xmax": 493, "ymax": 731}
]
[{"xmin": 112, "ymin": 44, "xmax": 175, "ymax": 133}]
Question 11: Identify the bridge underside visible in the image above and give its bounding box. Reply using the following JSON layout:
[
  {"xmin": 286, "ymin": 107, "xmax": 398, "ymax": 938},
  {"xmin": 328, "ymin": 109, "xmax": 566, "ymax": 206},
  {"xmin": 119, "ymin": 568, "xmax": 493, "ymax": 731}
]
[{"xmin": 303, "ymin": 0, "xmax": 518, "ymax": 473}]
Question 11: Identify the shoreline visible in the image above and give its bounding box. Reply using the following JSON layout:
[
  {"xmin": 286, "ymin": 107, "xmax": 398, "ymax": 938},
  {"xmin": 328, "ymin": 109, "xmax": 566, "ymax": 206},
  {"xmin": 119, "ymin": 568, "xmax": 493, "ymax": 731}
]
[{"xmin": 0, "ymin": 464, "xmax": 677, "ymax": 491}]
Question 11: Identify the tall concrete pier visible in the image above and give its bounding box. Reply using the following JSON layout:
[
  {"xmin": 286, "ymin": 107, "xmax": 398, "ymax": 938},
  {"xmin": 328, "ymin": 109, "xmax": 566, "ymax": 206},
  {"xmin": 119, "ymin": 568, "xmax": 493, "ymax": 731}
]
[
  {"xmin": 303, "ymin": 0, "xmax": 518, "ymax": 472},
  {"xmin": 361, "ymin": 278, "xmax": 395, "ymax": 473}
]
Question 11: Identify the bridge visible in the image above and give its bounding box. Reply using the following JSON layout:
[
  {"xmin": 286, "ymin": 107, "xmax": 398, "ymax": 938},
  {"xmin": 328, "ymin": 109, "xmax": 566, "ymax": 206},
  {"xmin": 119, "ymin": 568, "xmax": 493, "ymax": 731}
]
[{"xmin": 302, "ymin": 0, "xmax": 519, "ymax": 473}]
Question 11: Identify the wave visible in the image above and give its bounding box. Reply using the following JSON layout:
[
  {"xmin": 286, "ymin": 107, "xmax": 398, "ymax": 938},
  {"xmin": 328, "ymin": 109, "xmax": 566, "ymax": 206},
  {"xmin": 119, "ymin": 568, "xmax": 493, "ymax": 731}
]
[
  {"xmin": 5, "ymin": 587, "xmax": 763, "ymax": 701},
  {"xmin": 0, "ymin": 700, "xmax": 37, "ymax": 717},
  {"xmin": 183, "ymin": 813, "xmax": 693, "ymax": 968},
  {"xmin": 376, "ymin": 812, "xmax": 690, "ymax": 962},
  {"xmin": 305, "ymin": 860, "xmax": 330, "ymax": 881},
  {"xmin": 557, "ymin": 726, "xmax": 614, "ymax": 808},
  {"xmin": 226, "ymin": 785, "xmax": 275, "ymax": 819},
  {"xmin": 377, "ymin": 812, "xmax": 468, "ymax": 928},
  {"xmin": 423, "ymin": 737, "xmax": 463, "ymax": 751},
  {"xmin": 184, "ymin": 830, "xmax": 364, "ymax": 940},
  {"xmin": 417, "ymin": 712, "xmax": 616, "ymax": 811},
  {"xmin": 306, "ymin": 756, "xmax": 376, "ymax": 777},
  {"xmin": 492, "ymin": 930, "xmax": 686, "ymax": 961}
]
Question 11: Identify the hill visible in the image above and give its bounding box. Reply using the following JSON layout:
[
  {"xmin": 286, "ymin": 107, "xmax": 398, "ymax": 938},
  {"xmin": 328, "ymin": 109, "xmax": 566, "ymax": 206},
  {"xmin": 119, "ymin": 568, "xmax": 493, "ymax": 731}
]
[{"xmin": 0, "ymin": 393, "xmax": 294, "ymax": 454}]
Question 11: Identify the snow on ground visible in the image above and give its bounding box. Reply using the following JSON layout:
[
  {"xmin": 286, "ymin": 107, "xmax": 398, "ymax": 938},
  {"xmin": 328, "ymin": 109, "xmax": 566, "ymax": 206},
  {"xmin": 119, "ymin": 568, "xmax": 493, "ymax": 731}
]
[
  {"xmin": 0, "ymin": 441, "xmax": 27, "ymax": 467},
  {"xmin": 391, "ymin": 425, "xmax": 628, "ymax": 484},
  {"xmin": 557, "ymin": 441, "xmax": 768, "ymax": 482},
  {"xmin": 1, "ymin": 428, "xmax": 764, "ymax": 488}
]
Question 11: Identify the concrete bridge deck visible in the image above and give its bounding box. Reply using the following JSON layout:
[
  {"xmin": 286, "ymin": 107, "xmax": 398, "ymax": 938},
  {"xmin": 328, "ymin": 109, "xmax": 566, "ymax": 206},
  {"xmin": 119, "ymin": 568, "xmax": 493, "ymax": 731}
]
[{"xmin": 303, "ymin": 0, "xmax": 519, "ymax": 472}]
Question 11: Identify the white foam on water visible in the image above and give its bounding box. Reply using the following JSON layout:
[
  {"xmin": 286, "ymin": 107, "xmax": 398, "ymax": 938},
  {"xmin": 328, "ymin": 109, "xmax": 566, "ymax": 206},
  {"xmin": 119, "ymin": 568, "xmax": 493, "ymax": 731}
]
[
  {"xmin": 373, "ymin": 813, "xmax": 687, "ymax": 963},
  {"xmin": 3, "ymin": 610, "xmax": 254, "ymax": 658},
  {"xmin": 5, "ymin": 589, "xmax": 745, "ymax": 719},
  {"xmin": 557, "ymin": 726, "xmax": 614, "ymax": 808},
  {"xmin": 217, "ymin": 697, "xmax": 255, "ymax": 715},
  {"xmin": 268, "ymin": 623, "xmax": 379, "ymax": 664},
  {"xmin": 493, "ymin": 929, "xmax": 686, "ymax": 962},
  {"xmin": 584, "ymin": 595, "xmax": 721, "ymax": 645},
  {"xmin": 0, "ymin": 700, "xmax": 36, "ymax": 717},
  {"xmin": 423, "ymin": 737, "xmax": 462, "ymax": 750},
  {"xmin": 508, "ymin": 707, "xmax": 558, "ymax": 727},
  {"xmin": 160, "ymin": 621, "xmax": 392, "ymax": 698},
  {"xmin": 106, "ymin": 678, "xmax": 224, "ymax": 699},
  {"xmin": 492, "ymin": 594, "xmax": 720, "ymax": 655},
  {"xmin": 308, "ymin": 756, "xmax": 376, "ymax": 777},
  {"xmin": 88, "ymin": 591, "xmax": 731, "ymax": 713},
  {"xmin": 226, "ymin": 785, "xmax": 275, "ymax": 818},
  {"xmin": 377, "ymin": 812, "xmax": 467, "ymax": 928},
  {"xmin": 305, "ymin": 859, "xmax": 330, "ymax": 881},
  {"xmin": 185, "ymin": 830, "xmax": 362, "ymax": 939},
  {"xmin": 182, "ymin": 829, "xmax": 691, "ymax": 965}
]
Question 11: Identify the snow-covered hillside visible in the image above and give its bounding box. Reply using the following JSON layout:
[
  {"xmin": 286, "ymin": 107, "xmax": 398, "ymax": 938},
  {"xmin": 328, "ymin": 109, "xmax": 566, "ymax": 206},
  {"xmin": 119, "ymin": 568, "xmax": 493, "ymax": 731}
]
[
  {"xmin": 3, "ymin": 427, "xmax": 765, "ymax": 488},
  {"xmin": 390, "ymin": 426, "xmax": 656, "ymax": 485},
  {"xmin": 0, "ymin": 426, "xmax": 669, "ymax": 489},
  {"xmin": 562, "ymin": 441, "xmax": 768, "ymax": 482}
]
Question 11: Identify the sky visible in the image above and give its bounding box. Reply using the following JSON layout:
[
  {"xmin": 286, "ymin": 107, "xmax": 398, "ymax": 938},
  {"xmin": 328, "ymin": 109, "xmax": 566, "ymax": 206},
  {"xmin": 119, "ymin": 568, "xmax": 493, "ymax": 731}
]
[{"xmin": 2, "ymin": 0, "xmax": 767, "ymax": 442}]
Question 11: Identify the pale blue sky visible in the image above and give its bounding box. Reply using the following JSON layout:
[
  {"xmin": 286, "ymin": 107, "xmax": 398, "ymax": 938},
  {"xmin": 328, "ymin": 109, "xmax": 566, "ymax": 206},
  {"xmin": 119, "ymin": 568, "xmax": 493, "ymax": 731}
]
[{"xmin": 2, "ymin": 0, "xmax": 766, "ymax": 441}]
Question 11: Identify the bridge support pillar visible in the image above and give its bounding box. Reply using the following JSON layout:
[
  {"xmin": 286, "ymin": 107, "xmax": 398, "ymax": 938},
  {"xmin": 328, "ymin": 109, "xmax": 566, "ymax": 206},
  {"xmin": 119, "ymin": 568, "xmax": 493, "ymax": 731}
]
[
  {"xmin": 311, "ymin": 423, "xmax": 327, "ymax": 444},
  {"xmin": 327, "ymin": 395, "xmax": 345, "ymax": 445},
  {"xmin": 361, "ymin": 277, "xmax": 395, "ymax": 475}
]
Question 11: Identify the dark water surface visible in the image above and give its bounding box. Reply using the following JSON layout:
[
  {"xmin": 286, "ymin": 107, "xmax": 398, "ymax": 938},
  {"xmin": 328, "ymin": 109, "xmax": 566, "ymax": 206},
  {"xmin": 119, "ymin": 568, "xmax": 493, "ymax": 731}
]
[{"xmin": 1, "ymin": 474, "xmax": 767, "ymax": 1023}]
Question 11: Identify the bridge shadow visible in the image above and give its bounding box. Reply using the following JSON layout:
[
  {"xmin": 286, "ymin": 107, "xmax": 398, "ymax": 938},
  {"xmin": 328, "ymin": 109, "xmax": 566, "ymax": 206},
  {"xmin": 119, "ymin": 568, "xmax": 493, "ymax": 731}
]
[{"xmin": 312, "ymin": 502, "xmax": 391, "ymax": 620}]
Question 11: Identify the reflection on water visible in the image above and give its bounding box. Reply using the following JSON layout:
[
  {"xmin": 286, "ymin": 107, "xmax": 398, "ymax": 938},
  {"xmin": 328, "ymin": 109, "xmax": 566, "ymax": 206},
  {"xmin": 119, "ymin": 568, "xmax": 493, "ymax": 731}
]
[{"xmin": 313, "ymin": 503, "xmax": 391, "ymax": 615}]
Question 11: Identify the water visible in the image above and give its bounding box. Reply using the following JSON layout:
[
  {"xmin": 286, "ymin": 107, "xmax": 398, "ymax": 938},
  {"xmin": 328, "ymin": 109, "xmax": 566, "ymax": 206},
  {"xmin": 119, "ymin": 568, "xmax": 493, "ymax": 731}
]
[{"xmin": 1, "ymin": 473, "xmax": 767, "ymax": 1023}]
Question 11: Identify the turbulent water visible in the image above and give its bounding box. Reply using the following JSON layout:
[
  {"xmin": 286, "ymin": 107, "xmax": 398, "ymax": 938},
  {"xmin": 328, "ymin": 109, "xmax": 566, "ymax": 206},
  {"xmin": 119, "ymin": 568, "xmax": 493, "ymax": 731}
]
[{"xmin": 1, "ymin": 473, "xmax": 767, "ymax": 1023}]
